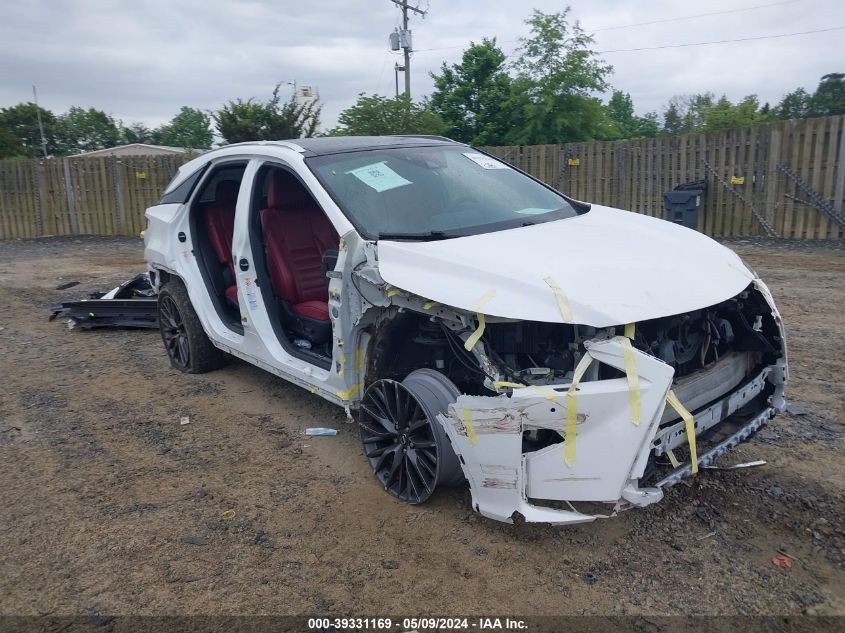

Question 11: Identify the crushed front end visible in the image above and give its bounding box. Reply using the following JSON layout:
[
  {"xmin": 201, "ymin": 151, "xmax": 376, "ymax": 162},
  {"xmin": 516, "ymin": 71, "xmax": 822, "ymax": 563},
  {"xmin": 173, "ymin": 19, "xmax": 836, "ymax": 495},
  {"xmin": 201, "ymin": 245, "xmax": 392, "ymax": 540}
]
[{"xmin": 435, "ymin": 279, "xmax": 787, "ymax": 524}]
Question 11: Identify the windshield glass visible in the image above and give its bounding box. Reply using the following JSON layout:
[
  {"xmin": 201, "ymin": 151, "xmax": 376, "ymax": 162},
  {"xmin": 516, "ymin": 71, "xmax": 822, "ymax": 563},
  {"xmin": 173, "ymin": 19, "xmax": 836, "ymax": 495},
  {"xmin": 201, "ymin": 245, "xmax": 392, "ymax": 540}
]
[{"xmin": 306, "ymin": 145, "xmax": 581, "ymax": 240}]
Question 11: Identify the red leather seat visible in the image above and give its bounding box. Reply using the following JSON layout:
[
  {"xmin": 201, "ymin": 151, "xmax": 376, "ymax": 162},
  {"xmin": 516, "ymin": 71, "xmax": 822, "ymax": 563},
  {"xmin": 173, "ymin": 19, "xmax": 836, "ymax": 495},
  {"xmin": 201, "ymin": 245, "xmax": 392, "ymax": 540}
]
[
  {"xmin": 204, "ymin": 180, "xmax": 239, "ymax": 304},
  {"xmin": 260, "ymin": 170, "xmax": 338, "ymax": 335}
]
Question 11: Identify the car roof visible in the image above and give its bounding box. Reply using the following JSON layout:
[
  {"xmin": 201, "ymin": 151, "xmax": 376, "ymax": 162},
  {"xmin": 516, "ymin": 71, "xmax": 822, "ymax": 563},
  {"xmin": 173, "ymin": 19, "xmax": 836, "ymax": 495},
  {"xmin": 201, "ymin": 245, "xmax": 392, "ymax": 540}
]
[{"xmin": 222, "ymin": 135, "xmax": 460, "ymax": 158}]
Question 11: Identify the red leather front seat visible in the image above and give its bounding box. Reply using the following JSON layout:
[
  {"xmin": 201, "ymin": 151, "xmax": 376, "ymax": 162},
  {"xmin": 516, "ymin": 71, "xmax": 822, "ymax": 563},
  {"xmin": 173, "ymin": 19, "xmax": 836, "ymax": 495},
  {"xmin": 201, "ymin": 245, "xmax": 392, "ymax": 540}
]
[
  {"xmin": 204, "ymin": 180, "xmax": 239, "ymax": 304},
  {"xmin": 260, "ymin": 170, "xmax": 338, "ymax": 339}
]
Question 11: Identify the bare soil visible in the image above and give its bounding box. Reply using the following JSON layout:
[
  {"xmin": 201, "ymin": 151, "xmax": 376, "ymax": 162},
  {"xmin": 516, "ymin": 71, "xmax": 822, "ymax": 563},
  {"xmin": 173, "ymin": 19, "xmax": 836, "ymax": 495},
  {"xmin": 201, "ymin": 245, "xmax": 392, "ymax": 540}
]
[{"xmin": 0, "ymin": 236, "xmax": 843, "ymax": 617}]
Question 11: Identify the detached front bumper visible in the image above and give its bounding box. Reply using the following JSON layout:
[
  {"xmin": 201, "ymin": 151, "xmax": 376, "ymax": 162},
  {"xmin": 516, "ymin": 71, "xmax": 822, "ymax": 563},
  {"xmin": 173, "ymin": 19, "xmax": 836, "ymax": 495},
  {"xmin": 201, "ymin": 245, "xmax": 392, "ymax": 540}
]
[{"xmin": 436, "ymin": 283, "xmax": 787, "ymax": 525}]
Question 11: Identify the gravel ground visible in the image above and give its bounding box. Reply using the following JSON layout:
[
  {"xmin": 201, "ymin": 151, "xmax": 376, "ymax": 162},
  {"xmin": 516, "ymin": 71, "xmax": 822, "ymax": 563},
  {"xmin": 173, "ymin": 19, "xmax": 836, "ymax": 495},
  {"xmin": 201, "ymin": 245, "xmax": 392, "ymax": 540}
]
[{"xmin": 0, "ymin": 235, "xmax": 843, "ymax": 619}]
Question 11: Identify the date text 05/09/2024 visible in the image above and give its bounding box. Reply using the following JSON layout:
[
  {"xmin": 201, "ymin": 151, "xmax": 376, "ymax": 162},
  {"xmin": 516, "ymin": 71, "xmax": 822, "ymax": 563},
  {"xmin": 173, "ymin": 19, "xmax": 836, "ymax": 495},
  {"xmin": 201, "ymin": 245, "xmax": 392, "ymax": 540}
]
[{"xmin": 307, "ymin": 617, "xmax": 528, "ymax": 631}]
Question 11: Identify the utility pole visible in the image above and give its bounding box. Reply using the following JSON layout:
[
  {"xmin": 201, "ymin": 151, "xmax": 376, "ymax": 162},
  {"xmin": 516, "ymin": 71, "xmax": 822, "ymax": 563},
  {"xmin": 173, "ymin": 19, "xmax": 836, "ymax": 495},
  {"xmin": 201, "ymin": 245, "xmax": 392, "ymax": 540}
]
[
  {"xmin": 32, "ymin": 85, "xmax": 48, "ymax": 158},
  {"xmin": 389, "ymin": 0, "xmax": 426, "ymax": 98}
]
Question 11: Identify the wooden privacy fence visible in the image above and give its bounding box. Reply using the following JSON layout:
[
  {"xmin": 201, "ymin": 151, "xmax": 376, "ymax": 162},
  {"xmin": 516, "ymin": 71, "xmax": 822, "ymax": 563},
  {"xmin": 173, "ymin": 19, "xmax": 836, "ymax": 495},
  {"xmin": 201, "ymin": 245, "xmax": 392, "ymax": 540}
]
[
  {"xmin": 0, "ymin": 154, "xmax": 193, "ymax": 240},
  {"xmin": 1, "ymin": 115, "xmax": 844, "ymax": 240},
  {"xmin": 482, "ymin": 115, "xmax": 845, "ymax": 239}
]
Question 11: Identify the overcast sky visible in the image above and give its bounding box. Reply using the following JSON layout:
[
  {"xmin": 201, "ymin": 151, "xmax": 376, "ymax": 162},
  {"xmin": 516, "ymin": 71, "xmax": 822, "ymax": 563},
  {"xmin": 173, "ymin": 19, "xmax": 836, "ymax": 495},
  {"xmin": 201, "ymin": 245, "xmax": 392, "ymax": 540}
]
[{"xmin": 1, "ymin": 0, "xmax": 843, "ymax": 132}]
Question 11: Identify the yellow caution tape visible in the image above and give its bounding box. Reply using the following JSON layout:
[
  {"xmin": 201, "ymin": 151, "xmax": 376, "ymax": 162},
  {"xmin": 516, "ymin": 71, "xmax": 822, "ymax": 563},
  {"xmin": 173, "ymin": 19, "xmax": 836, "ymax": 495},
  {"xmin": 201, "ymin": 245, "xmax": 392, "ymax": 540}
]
[
  {"xmin": 462, "ymin": 407, "xmax": 478, "ymax": 446},
  {"xmin": 666, "ymin": 449, "xmax": 681, "ymax": 469},
  {"xmin": 619, "ymin": 337, "xmax": 641, "ymax": 426},
  {"xmin": 564, "ymin": 352, "xmax": 594, "ymax": 466},
  {"xmin": 336, "ymin": 384, "xmax": 361, "ymax": 400},
  {"xmin": 493, "ymin": 381, "xmax": 527, "ymax": 391},
  {"xmin": 666, "ymin": 390, "xmax": 698, "ymax": 475},
  {"xmin": 464, "ymin": 313, "xmax": 486, "ymax": 351},
  {"xmin": 624, "ymin": 322, "xmax": 636, "ymax": 339},
  {"xmin": 423, "ymin": 301, "xmax": 439, "ymax": 310},
  {"xmin": 463, "ymin": 289, "xmax": 496, "ymax": 351},
  {"xmin": 544, "ymin": 277, "xmax": 574, "ymax": 323}
]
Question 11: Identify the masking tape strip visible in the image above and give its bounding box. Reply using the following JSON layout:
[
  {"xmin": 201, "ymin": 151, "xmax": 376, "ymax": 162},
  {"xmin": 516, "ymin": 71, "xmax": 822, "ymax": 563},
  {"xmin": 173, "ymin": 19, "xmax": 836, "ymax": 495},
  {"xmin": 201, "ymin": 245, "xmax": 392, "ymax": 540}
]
[
  {"xmin": 666, "ymin": 389, "xmax": 698, "ymax": 475},
  {"xmin": 564, "ymin": 352, "xmax": 594, "ymax": 466},
  {"xmin": 666, "ymin": 448, "xmax": 681, "ymax": 469},
  {"xmin": 462, "ymin": 407, "xmax": 478, "ymax": 446},
  {"xmin": 464, "ymin": 314, "xmax": 486, "ymax": 351},
  {"xmin": 619, "ymin": 337, "xmax": 641, "ymax": 426},
  {"xmin": 463, "ymin": 289, "xmax": 496, "ymax": 351},
  {"xmin": 493, "ymin": 381, "xmax": 527, "ymax": 391},
  {"xmin": 336, "ymin": 383, "xmax": 361, "ymax": 401},
  {"xmin": 492, "ymin": 381, "xmax": 557, "ymax": 402},
  {"xmin": 356, "ymin": 348, "xmax": 365, "ymax": 372},
  {"xmin": 544, "ymin": 277, "xmax": 574, "ymax": 323},
  {"xmin": 423, "ymin": 301, "xmax": 439, "ymax": 310},
  {"xmin": 624, "ymin": 322, "xmax": 636, "ymax": 339},
  {"xmin": 387, "ymin": 288, "xmax": 401, "ymax": 298}
]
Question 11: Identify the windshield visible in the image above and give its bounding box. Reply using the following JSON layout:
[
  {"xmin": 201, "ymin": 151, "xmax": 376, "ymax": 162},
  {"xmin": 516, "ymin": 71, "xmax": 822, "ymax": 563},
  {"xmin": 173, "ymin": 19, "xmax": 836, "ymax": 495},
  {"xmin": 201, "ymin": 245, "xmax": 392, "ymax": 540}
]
[{"xmin": 306, "ymin": 145, "xmax": 581, "ymax": 240}]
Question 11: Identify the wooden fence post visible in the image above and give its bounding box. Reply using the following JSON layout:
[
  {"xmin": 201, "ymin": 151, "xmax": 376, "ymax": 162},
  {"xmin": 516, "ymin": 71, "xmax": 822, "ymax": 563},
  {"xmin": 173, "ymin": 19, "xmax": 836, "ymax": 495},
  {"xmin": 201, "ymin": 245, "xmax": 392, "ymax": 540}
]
[
  {"xmin": 834, "ymin": 119, "xmax": 845, "ymax": 221},
  {"xmin": 34, "ymin": 160, "xmax": 48, "ymax": 236},
  {"xmin": 61, "ymin": 157, "xmax": 78, "ymax": 234},
  {"xmin": 111, "ymin": 156, "xmax": 127, "ymax": 235}
]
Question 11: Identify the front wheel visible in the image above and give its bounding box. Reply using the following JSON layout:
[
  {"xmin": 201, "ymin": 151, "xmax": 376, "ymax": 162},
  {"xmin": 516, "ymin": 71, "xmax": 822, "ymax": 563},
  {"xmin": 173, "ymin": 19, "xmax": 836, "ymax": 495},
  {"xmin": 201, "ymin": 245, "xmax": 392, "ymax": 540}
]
[
  {"xmin": 157, "ymin": 281, "xmax": 224, "ymax": 374},
  {"xmin": 359, "ymin": 369, "xmax": 464, "ymax": 504}
]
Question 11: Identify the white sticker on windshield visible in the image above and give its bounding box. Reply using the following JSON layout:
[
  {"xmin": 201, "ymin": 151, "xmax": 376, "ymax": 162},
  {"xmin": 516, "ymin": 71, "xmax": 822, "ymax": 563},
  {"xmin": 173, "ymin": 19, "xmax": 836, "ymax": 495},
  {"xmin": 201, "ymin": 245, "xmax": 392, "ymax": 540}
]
[
  {"xmin": 463, "ymin": 152, "xmax": 510, "ymax": 170},
  {"xmin": 347, "ymin": 162, "xmax": 411, "ymax": 192}
]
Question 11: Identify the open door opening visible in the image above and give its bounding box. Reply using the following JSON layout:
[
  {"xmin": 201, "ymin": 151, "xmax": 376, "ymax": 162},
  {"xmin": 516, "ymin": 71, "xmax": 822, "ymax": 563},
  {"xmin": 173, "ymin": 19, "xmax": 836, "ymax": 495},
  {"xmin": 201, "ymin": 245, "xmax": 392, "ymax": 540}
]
[
  {"xmin": 189, "ymin": 161, "xmax": 248, "ymax": 333},
  {"xmin": 249, "ymin": 164, "xmax": 339, "ymax": 369}
]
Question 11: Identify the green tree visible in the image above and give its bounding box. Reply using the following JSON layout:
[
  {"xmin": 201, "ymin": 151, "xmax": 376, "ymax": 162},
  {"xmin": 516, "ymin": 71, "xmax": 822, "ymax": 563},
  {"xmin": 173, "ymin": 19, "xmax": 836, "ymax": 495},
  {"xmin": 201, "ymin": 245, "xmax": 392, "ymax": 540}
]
[
  {"xmin": 808, "ymin": 72, "xmax": 845, "ymax": 116},
  {"xmin": 121, "ymin": 121, "xmax": 155, "ymax": 144},
  {"xmin": 326, "ymin": 93, "xmax": 446, "ymax": 136},
  {"xmin": 507, "ymin": 9, "xmax": 613, "ymax": 144},
  {"xmin": 157, "ymin": 106, "xmax": 213, "ymax": 149},
  {"xmin": 604, "ymin": 90, "xmax": 659, "ymax": 139},
  {"xmin": 701, "ymin": 94, "xmax": 766, "ymax": 132},
  {"xmin": 429, "ymin": 38, "xmax": 515, "ymax": 145},
  {"xmin": 55, "ymin": 106, "xmax": 121, "ymax": 154},
  {"xmin": 661, "ymin": 93, "xmax": 714, "ymax": 134},
  {"xmin": 0, "ymin": 102, "xmax": 59, "ymax": 157},
  {"xmin": 774, "ymin": 87, "xmax": 811, "ymax": 120},
  {"xmin": 214, "ymin": 84, "xmax": 321, "ymax": 143}
]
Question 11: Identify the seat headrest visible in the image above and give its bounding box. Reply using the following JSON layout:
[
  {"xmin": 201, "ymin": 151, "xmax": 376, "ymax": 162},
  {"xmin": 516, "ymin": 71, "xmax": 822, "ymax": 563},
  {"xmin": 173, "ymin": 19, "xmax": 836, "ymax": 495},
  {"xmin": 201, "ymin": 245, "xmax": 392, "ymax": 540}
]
[
  {"xmin": 215, "ymin": 179, "xmax": 240, "ymax": 205},
  {"xmin": 267, "ymin": 170, "xmax": 312, "ymax": 210}
]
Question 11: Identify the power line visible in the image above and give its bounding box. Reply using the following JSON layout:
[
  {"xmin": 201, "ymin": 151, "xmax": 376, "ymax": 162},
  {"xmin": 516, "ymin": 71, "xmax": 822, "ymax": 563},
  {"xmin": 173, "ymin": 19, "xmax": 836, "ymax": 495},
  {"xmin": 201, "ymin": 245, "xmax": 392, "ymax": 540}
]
[
  {"xmin": 597, "ymin": 25, "xmax": 845, "ymax": 53},
  {"xmin": 591, "ymin": 0, "xmax": 800, "ymax": 32},
  {"xmin": 409, "ymin": 0, "xmax": 805, "ymax": 55}
]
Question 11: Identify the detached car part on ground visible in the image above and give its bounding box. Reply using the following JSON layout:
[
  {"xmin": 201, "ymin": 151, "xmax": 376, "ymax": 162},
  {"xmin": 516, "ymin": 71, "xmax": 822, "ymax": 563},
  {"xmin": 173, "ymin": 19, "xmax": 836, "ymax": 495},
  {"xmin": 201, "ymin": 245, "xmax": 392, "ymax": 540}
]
[{"xmin": 144, "ymin": 136, "xmax": 787, "ymax": 525}]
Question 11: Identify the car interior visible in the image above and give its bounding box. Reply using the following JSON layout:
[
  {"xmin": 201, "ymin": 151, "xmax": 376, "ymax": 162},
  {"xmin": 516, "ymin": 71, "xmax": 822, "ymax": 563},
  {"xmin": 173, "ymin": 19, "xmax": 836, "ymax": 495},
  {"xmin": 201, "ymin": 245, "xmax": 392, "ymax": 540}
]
[
  {"xmin": 250, "ymin": 166, "xmax": 339, "ymax": 366},
  {"xmin": 190, "ymin": 162, "xmax": 247, "ymax": 333}
]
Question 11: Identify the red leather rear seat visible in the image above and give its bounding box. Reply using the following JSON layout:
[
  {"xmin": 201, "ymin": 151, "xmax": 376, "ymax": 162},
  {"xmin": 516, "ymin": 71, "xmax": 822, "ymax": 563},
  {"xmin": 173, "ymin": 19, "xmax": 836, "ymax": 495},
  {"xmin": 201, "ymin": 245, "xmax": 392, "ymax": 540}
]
[
  {"xmin": 260, "ymin": 170, "xmax": 338, "ymax": 322},
  {"xmin": 204, "ymin": 180, "xmax": 239, "ymax": 303}
]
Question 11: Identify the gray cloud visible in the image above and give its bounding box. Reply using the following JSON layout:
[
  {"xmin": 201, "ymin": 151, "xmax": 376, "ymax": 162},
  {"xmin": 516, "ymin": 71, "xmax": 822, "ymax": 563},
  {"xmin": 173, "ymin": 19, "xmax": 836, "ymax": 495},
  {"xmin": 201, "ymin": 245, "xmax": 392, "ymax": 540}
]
[{"xmin": 1, "ymin": 0, "xmax": 843, "ymax": 132}]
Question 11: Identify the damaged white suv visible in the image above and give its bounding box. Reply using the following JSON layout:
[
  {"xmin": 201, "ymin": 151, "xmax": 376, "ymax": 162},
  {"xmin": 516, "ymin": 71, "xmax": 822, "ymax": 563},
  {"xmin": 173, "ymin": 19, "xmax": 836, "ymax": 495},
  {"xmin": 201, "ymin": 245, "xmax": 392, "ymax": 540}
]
[{"xmin": 145, "ymin": 136, "xmax": 787, "ymax": 525}]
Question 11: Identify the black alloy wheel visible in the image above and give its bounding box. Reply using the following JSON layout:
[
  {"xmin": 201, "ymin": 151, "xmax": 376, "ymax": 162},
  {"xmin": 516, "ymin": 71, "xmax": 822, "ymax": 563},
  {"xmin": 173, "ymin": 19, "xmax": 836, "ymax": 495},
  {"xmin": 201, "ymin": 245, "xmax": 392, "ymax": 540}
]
[{"xmin": 359, "ymin": 369, "xmax": 464, "ymax": 504}]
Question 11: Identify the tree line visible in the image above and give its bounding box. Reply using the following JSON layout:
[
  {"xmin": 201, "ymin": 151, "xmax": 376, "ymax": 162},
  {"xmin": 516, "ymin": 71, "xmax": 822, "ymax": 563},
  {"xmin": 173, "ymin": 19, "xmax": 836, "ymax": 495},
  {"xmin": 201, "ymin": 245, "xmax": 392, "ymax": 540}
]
[
  {"xmin": 330, "ymin": 9, "xmax": 845, "ymax": 143},
  {"xmin": 2, "ymin": 7, "xmax": 843, "ymax": 159}
]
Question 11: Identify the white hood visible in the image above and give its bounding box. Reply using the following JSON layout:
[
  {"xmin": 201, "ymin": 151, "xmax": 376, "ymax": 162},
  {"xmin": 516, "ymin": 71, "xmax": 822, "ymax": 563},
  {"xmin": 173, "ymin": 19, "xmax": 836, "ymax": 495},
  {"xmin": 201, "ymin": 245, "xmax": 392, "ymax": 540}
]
[{"xmin": 376, "ymin": 205, "xmax": 755, "ymax": 327}]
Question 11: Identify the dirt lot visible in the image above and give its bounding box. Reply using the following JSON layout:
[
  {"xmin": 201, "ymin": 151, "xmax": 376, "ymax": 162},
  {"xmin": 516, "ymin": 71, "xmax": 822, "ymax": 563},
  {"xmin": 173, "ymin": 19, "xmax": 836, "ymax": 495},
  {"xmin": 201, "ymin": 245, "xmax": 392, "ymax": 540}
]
[{"xmin": 0, "ymin": 236, "xmax": 843, "ymax": 618}]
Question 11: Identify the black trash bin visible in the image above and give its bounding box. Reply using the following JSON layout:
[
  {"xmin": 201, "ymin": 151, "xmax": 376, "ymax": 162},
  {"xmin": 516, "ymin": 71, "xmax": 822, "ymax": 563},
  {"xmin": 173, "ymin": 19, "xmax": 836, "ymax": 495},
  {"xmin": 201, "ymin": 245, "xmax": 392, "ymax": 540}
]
[{"xmin": 663, "ymin": 190, "xmax": 702, "ymax": 229}]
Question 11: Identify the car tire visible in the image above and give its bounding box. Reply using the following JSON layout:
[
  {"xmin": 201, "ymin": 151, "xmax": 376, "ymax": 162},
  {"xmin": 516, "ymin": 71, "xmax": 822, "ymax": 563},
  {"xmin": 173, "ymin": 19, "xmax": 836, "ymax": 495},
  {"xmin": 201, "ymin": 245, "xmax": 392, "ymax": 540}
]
[
  {"xmin": 157, "ymin": 280, "xmax": 225, "ymax": 374},
  {"xmin": 359, "ymin": 369, "xmax": 465, "ymax": 504}
]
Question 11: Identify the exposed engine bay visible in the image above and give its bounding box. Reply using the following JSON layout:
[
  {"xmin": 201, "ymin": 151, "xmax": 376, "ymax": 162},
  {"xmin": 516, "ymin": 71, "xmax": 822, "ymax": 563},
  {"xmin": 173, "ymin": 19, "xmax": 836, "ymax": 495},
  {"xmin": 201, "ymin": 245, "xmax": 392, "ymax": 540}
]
[{"xmin": 375, "ymin": 284, "xmax": 783, "ymax": 397}]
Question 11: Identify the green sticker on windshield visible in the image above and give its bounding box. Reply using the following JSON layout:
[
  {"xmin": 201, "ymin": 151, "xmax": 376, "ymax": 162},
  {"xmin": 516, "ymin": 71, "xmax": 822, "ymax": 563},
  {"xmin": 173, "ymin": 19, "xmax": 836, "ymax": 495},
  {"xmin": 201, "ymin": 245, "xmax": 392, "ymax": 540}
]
[{"xmin": 347, "ymin": 162, "xmax": 412, "ymax": 192}]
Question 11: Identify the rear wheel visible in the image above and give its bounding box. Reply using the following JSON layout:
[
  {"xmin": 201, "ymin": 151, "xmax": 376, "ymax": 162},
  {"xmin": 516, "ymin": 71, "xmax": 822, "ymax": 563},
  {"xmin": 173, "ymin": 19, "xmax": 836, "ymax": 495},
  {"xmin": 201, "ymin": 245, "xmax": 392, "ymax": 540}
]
[
  {"xmin": 359, "ymin": 369, "xmax": 464, "ymax": 504},
  {"xmin": 157, "ymin": 281, "xmax": 225, "ymax": 374}
]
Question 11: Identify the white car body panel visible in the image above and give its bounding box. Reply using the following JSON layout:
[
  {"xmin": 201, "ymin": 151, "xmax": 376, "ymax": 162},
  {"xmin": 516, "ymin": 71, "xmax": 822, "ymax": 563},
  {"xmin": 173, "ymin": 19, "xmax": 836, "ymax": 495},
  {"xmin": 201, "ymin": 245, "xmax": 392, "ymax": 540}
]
[
  {"xmin": 144, "ymin": 139, "xmax": 788, "ymax": 525},
  {"xmin": 377, "ymin": 204, "xmax": 755, "ymax": 327}
]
